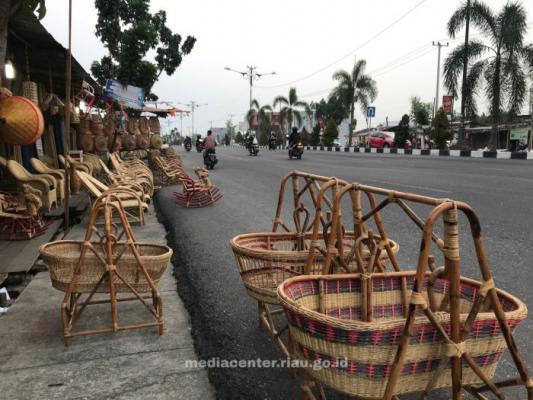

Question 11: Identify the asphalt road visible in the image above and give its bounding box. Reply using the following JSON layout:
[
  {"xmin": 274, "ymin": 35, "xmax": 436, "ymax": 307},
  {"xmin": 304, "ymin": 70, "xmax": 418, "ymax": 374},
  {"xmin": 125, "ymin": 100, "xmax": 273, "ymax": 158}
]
[{"xmin": 155, "ymin": 146, "xmax": 533, "ymax": 399}]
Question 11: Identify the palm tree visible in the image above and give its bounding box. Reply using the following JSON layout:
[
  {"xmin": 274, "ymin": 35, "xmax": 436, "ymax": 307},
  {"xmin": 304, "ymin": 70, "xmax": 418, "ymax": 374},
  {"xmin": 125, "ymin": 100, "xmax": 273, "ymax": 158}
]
[
  {"xmin": 246, "ymin": 99, "xmax": 272, "ymax": 134},
  {"xmin": 273, "ymin": 87, "xmax": 312, "ymax": 133},
  {"xmin": 330, "ymin": 58, "xmax": 377, "ymax": 147},
  {"xmin": 444, "ymin": 1, "xmax": 533, "ymax": 150}
]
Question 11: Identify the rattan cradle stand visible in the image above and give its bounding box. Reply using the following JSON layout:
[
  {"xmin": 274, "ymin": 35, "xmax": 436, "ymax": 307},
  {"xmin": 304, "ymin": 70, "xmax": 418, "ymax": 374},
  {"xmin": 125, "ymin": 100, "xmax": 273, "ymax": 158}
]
[
  {"xmin": 231, "ymin": 171, "xmax": 400, "ymax": 357},
  {"xmin": 40, "ymin": 189, "xmax": 172, "ymax": 346},
  {"xmin": 278, "ymin": 182, "xmax": 532, "ymax": 400}
]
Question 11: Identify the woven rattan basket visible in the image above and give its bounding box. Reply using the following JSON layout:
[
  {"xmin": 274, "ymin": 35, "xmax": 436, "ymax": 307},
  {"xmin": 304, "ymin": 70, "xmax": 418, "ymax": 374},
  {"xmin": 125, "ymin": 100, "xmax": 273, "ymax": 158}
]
[
  {"xmin": 277, "ymin": 272, "xmax": 527, "ymax": 399},
  {"xmin": 40, "ymin": 240, "xmax": 172, "ymax": 293},
  {"xmin": 22, "ymin": 81, "xmax": 39, "ymax": 104},
  {"xmin": 230, "ymin": 231, "xmax": 398, "ymax": 304}
]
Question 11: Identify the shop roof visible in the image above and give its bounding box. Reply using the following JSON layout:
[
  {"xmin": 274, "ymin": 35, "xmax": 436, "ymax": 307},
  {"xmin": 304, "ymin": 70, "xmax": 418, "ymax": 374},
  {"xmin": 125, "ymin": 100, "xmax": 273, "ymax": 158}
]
[{"xmin": 8, "ymin": 8, "xmax": 98, "ymax": 98}]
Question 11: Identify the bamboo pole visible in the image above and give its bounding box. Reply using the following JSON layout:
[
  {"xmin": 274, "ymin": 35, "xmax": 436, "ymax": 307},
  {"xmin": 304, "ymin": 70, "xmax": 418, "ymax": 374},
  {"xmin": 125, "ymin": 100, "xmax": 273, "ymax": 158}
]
[{"xmin": 63, "ymin": 0, "xmax": 72, "ymax": 232}]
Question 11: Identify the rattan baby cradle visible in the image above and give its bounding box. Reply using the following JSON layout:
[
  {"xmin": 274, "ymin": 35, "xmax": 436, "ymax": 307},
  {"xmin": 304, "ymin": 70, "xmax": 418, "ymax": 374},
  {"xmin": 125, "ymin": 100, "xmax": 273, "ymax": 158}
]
[
  {"xmin": 40, "ymin": 188, "xmax": 172, "ymax": 346},
  {"xmin": 277, "ymin": 182, "xmax": 532, "ymax": 400},
  {"xmin": 230, "ymin": 171, "xmax": 400, "ymax": 356}
]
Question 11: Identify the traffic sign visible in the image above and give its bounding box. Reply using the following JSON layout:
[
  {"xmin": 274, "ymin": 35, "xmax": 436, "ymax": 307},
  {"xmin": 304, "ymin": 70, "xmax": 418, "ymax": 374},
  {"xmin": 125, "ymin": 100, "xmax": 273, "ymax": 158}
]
[{"xmin": 367, "ymin": 106, "xmax": 376, "ymax": 118}]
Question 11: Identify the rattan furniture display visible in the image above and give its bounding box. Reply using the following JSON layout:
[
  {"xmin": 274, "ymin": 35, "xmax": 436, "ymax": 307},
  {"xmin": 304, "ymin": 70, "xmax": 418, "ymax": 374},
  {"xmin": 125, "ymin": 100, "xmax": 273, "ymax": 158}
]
[
  {"xmin": 6, "ymin": 159, "xmax": 58, "ymax": 211},
  {"xmin": 277, "ymin": 182, "xmax": 532, "ymax": 400},
  {"xmin": 231, "ymin": 172, "xmax": 399, "ymax": 357},
  {"xmin": 76, "ymin": 170, "xmax": 147, "ymax": 225},
  {"xmin": 39, "ymin": 190, "xmax": 172, "ymax": 346}
]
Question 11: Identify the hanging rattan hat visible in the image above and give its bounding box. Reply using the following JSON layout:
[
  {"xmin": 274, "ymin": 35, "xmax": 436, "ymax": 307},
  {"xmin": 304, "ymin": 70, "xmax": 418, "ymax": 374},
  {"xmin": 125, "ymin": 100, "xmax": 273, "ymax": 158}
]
[
  {"xmin": 0, "ymin": 95, "xmax": 45, "ymax": 145},
  {"xmin": 150, "ymin": 133, "xmax": 162, "ymax": 149},
  {"xmin": 139, "ymin": 116, "xmax": 150, "ymax": 135},
  {"xmin": 94, "ymin": 135, "xmax": 108, "ymax": 152},
  {"xmin": 108, "ymin": 134, "xmax": 122, "ymax": 151},
  {"xmin": 78, "ymin": 133, "xmax": 94, "ymax": 153},
  {"xmin": 148, "ymin": 117, "xmax": 160, "ymax": 133},
  {"xmin": 103, "ymin": 114, "xmax": 115, "ymax": 136},
  {"xmin": 136, "ymin": 134, "xmax": 149, "ymax": 150},
  {"xmin": 128, "ymin": 117, "xmax": 140, "ymax": 135},
  {"xmin": 123, "ymin": 134, "xmax": 136, "ymax": 151}
]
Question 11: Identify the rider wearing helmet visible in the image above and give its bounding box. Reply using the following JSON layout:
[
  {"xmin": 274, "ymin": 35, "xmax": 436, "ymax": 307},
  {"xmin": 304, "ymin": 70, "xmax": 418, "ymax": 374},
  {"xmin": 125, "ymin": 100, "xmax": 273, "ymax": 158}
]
[{"xmin": 288, "ymin": 126, "xmax": 300, "ymax": 148}]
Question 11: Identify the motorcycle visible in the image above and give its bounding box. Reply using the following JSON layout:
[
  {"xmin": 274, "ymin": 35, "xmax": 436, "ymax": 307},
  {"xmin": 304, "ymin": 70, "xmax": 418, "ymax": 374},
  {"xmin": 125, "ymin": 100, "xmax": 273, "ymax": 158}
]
[
  {"xmin": 196, "ymin": 139, "xmax": 204, "ymax": 153},
  {"xmin": 288, "ymin": 141, "xmax": 304, "ymax": 160},
  {"xmin": 184, "ymin": 138, "xmax": 192, "ymax": 152},
  {"xmin": 246, "ymin": 136, "xmax": 259, "ymax": 156},
  {"xmin": 268, "ymin": 137, "xmax": 277, "ymax": 150},
  {"xmin": 204, "ymin": 149, "xmax": 218, "ymax": 170}
]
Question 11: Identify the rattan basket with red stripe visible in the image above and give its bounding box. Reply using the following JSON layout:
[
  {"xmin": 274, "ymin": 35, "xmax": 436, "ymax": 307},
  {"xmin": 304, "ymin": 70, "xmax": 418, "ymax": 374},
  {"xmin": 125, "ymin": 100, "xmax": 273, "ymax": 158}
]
[{"xmin": 278, "ymin": 272, "xmax": 527, "ymax": 399}]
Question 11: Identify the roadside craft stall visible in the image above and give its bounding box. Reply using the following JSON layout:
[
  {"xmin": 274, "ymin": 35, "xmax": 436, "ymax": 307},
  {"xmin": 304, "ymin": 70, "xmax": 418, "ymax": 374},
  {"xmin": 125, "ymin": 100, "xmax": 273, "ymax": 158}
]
[{"xmin": 231, "ymin": 170, "xmax": 532, "ymax": 400}]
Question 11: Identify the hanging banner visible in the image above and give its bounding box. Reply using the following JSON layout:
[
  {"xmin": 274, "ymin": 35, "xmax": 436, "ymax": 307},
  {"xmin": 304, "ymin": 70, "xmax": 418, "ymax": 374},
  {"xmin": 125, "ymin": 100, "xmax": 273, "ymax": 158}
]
[
  {"xmin": 105, "ymin": 79, "xmax": 145, "ymax": 110},
  {"xmin": 442, "ymin": 95, "xmax": 453, "ymax": 114}
]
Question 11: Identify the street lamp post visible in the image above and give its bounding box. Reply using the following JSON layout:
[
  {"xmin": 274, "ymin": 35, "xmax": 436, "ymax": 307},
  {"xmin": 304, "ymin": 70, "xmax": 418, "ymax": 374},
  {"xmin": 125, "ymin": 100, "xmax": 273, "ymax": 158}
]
[
  {"xmin": 180, "ymin": 101, "xmax": 207, "ymax": 137},
  {"xmin": 527, "ymin": 83, "xmax": 533, "ymax": 151},
  {"xmin": 224, "ymin": 66, "xmax": 276, "ymax": 109}
]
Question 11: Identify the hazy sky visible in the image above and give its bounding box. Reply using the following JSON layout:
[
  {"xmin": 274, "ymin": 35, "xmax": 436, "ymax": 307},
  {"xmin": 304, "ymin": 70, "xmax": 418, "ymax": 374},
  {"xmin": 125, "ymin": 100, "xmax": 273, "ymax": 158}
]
[{"xmin": 42, "ymin": 0, "xmax": 533, "ymax": 135}]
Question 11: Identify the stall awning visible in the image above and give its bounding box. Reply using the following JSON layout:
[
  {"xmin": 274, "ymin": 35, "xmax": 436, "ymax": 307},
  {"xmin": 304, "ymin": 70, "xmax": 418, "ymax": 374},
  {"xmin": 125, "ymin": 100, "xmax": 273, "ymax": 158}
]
[
  {"xmin": 141, "ymin": 107, "xmax": 189, "ymax": 116},
  {"xmin": 7, "ymin": 8, "xmax": 98, "ymax": 97}
]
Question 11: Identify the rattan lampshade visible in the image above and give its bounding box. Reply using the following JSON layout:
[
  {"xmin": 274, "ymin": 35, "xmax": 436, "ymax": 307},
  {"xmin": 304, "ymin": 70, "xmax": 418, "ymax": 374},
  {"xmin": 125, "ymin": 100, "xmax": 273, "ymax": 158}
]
[{"xmin": 0, "ymin": 95, "xmax": 45, "ymax": 145}]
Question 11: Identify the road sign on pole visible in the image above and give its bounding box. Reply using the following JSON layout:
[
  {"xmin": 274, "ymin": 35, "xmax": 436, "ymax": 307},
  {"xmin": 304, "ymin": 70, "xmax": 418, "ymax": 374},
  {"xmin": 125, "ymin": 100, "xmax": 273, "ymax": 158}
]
[{"xmin": 367, "ymin": 106, "xmax": 376, "ymax": 118}]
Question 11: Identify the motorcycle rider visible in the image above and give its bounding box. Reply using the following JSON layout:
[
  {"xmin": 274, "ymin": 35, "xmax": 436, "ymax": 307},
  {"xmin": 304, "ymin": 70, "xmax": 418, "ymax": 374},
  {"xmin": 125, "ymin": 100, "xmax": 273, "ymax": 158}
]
[
  {"xmin": 184, "ymin": 135, "xmax": 192, "ymax": 148},
  {"xmin": 288, "ymin": 126, "xmax": 300, "ymax": 149},
  {"xmin": 203, "ymin": 130, "xmax": 216, "ymax": 162}
]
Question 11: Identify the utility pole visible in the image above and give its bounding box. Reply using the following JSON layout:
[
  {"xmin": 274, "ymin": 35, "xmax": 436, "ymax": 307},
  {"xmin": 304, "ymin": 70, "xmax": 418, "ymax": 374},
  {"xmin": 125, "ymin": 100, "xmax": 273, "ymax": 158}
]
[
  {"xmin": 527, "ymin": 83, "xmax": 533, "ymax": 151},
  {"xmin": 459, "ymin": 0, "xmax": 471, "ymax": 144},
  {"xmin": 180, "ymin": 101, "xmax": 207, "ymax": 137},
  {"xmin": 224, "ymin": 66, "xmax": 276, "ymax": 110},
  {"xmin": 209, "ymin": 120, "xmax": 214, "ymax": 129},
  {"xmin": 432, "ymin": 41, "xmax": 449, "ymax": 118}
]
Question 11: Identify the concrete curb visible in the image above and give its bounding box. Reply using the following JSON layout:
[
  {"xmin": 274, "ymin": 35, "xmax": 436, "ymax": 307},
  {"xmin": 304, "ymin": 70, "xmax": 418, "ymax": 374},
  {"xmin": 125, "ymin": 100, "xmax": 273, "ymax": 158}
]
[{"xmin": 230, "ymin": 144, "xmax": 532, "ymax": 160}]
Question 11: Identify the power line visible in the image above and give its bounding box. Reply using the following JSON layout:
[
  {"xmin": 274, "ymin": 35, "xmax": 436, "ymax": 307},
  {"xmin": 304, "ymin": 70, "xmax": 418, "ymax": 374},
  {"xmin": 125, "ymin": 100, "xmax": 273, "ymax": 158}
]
[
  {"xmin": 255, "ymin": 0, "xmax": 428, "ymax": 89},
  {"xmin": 298, "ymin": 45, "xmax": 436, "ymax": 99}
]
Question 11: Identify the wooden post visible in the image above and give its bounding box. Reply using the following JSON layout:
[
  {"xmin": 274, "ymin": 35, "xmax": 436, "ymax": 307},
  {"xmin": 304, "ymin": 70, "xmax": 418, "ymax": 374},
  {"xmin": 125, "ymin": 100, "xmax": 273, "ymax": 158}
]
[{"xmin": 63, "ymin": 0, "xmax": 72, "ymax": 232}]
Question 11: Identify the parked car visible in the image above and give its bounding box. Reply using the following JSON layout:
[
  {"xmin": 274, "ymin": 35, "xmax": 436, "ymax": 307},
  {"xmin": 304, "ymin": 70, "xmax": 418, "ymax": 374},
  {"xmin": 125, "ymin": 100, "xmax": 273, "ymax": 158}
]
[{"xmin": 368, "ymin": 131, "xmax": 411, "ymax": 149}]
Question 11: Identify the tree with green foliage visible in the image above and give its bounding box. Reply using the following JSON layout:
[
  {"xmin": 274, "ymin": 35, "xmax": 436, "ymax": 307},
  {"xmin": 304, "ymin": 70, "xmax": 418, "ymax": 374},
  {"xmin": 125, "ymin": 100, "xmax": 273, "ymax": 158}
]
[
  {"xmin": 163, "ymin": 127, "xmax": 181, "ymax": 145},
  {"xmin": 300, "ymin": 127, "xmax": 311, "ymax": 145},
  {"xmin": 273, "ymin": 87, "xmax": 312, "ymax": 133},
  {"xmin": 444, "ymin": 0, "xmax": 533, "ymax": 149},
  {"xmin": 91, "ymin": 0, "xmax": 196, "ymax": 100},
  {"xmin": 276, "ymin": 130, "xmax": 286, "ymax": 147},
  {"xmin": 258, "ymin": 113, "xmax": 271, "ymax": 146},
  {"xmin": 430, "ymin": 108, "xmax": 452, "ymax": 149},
  {"xmin": 313, "ymin": 97, "xmax": 346, "ymax": 126},
  {"xmin": 394, "ymin": 114, "xmax": 411, "ymax": 148},
  {"xmin": 310, "ymin": 124, "xmax": 321, "ymax": 146},
  {"xmin": 322, "ymin": 119, "xmax": 339, "ymax": 146},
  {"xmin": 234, "ymin": 131, "xmax": 244, "ymax": 144},
  {"xmin": 246, "ymin": 99, "xmax": 272, "ymax": 136},
  {"xmin": 331, "ymin": 58, "xmax": 377, "ymax": 147},
  {"xmin": 410, "ymin": 96, "xmax": 431, "ymax": 127}
]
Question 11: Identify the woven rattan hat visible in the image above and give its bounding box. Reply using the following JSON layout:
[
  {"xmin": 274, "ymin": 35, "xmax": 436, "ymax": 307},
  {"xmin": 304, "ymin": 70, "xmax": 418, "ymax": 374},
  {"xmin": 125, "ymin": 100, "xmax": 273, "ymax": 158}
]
[
  {"xmin": 150, "ymin": 133, "xmax": 162, "ymax": 149},
  {"xmin": 0, "ymin": 95, "xmax": 44, "ymax": 145}
]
